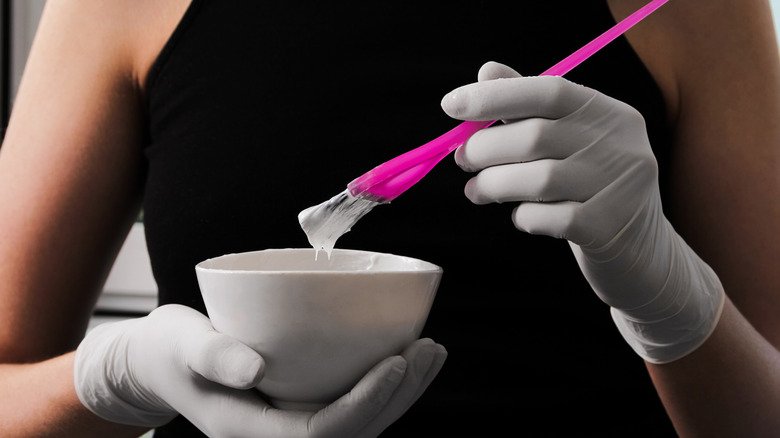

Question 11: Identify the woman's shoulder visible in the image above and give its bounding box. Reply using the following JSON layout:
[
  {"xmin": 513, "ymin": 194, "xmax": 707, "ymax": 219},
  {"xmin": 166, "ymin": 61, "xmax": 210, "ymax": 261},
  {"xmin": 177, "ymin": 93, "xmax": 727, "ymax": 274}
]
[
  {"xmin": 39, "ymin": 0, "xmax": 192, "ymax": 94},
  {"xmin": 608, "ymin": 0, "xmax": 778, "ymax": 123}
]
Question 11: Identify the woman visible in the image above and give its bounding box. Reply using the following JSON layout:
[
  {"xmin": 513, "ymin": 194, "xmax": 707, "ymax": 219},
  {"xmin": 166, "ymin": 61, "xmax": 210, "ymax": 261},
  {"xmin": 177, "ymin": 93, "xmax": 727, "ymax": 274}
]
[{"xmin": 0, "ymin": 0, "xmax": 777, "ymax": 436}]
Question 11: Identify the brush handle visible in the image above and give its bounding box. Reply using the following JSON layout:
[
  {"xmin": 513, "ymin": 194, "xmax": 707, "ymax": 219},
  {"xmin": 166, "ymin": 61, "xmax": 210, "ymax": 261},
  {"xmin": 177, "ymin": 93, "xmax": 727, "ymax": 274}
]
[
  {"xmin": 543, "ymin": 0, "xmax": 669, "ymax": 76},
  {"xmin": 348, "ymin": 0, "xmax": 670, "ymax": 202},
  {"xmin": 347, "ymin": 120, "xmax": 494, "ymax": 201}
]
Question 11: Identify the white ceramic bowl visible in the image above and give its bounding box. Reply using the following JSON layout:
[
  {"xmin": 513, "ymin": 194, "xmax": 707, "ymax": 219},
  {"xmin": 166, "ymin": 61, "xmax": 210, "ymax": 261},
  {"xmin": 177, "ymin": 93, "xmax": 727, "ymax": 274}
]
[{"xmin": 195, "ymin": 248, "xmax": 442, "ymax": 410}]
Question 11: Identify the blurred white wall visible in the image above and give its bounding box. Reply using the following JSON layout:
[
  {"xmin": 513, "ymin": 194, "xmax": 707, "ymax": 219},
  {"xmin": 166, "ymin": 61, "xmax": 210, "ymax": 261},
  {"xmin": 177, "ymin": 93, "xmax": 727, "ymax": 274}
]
[
  {"xmin": 10, "ymin": 0, "xmax": 46, "ymax": 107},
  {"xmin": 773, "ymin": 0, "xmax": 780, "ymax": 36}
]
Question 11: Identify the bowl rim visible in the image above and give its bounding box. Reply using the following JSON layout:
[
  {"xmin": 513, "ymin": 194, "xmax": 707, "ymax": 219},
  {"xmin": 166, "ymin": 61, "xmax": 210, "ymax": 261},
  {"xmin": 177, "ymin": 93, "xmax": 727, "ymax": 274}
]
[{"xmin": 195, "ymin": 248, "xmax": 443, "ymax": 275}]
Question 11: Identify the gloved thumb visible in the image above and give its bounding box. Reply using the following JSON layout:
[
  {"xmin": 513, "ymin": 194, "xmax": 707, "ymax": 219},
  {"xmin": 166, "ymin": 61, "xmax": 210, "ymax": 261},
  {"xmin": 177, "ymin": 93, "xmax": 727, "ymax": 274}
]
[
  {"xmin": 184, "ymin": 330, "xmax": 265, "ymax": 389},
  {"xmin": 147, "ymin": 305, "xmax": 266, "ymax": 390},
  {"xmin": 477, "ymin": 61, "xmax": 522, "ymax": 82}
]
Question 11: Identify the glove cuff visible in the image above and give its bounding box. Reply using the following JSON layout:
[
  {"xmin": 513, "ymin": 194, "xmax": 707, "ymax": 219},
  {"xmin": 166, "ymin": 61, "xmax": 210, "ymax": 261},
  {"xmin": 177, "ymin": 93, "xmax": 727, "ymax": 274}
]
[
  {"xmin": 74, "ymin": 320, "xmax": 177, "ymax": 427},
  {"xmin": 610, "ymin": 252, "xmax": 726, "ymax": 364}
]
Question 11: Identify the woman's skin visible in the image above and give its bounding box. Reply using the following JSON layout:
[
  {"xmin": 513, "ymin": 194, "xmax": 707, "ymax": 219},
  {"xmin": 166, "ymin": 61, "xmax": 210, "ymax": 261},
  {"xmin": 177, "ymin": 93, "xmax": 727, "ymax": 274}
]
[{"xmin": 0, "ymin": 0, "xmax": 777, "ymax": 435}]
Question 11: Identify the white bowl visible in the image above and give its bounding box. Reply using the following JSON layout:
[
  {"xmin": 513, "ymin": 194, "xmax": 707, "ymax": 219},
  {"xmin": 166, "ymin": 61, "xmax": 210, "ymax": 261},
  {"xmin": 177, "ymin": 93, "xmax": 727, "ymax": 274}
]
[{"xmin": 195, "ymin": 248, "xmax": 442, "ymax": 410}]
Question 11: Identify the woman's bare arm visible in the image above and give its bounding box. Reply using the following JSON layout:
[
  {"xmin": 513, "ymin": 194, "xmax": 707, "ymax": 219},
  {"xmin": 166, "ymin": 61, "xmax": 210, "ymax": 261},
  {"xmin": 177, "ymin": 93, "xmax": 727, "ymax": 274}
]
[
  {"xmin": 609, "ymin": 0, "xmax": 780, "ymax": 435},
  {"xmin": 0, "ymin": 0, "xmax": 188, "ymax": 435}
]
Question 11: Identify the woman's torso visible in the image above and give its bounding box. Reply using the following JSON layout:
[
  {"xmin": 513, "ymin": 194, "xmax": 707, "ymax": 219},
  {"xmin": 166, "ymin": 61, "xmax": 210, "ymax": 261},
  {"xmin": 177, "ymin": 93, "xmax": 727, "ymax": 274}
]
[{"xmin": 141, "ymin": 1, "xmax": 675, "ymax": 436}]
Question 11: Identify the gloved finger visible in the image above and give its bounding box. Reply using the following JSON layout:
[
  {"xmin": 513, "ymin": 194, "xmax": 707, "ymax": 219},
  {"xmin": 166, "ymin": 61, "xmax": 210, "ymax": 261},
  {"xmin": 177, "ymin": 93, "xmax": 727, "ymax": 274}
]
[
  {"xmin": 463, "ymin": 158, "xmax": 611, "ymax": 205},
  {"xmin": 171, "ymin": 375, "xmax": 312, "ymax": 438},
  {"xmin": 477, "ymin": 60, "xmax": 522, "ymax": 82},
  {"xmin": 353, "ymin": 338, "xmax": 447, "ymax": 438},
  {"xmin": 306, "ymin": 355, "xmax": 408, "ymax": 438},
  {"xmin": 404, "ymin": 339, "xmax": 447, "ymax": 404},
  {"xmin": 511, "ymin": 201, "xmax": 589, "ymax": 244},
  {"xmin": 455, "ymin": 85, "xmax": 649, "ymax": 174},
  {"xmin": 441, "ymin": 75, "xmax": 596, "ymax": 122},
  {"xmin": 455, "ymin": 117, "xmax": 582, "ymax": 172}
]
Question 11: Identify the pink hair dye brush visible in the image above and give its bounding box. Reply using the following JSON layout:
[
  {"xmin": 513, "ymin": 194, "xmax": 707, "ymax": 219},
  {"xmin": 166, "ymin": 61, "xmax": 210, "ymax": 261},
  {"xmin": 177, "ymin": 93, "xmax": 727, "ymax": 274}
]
[{"xmin": 299, "ymin": 0, "xmax": 669, "ymax": 255}]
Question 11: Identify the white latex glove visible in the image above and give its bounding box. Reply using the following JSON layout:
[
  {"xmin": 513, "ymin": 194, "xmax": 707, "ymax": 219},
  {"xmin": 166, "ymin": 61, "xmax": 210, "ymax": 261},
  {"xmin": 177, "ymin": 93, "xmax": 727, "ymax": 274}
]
[
  {"xmin": 442, "ymin": 62, "xmax": 724, "ymax": 364},
  {"xmin": 75, "ymin": 304, "xmax": 446, "ymax": 437}
]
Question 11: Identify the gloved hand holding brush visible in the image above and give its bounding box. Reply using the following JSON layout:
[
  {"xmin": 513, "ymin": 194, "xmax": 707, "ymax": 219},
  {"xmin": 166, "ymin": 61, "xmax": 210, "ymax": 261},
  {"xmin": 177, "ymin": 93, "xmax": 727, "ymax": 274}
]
[{"xmin": 443, "ymin": 61, "xmax": 724, "ymax": 364}]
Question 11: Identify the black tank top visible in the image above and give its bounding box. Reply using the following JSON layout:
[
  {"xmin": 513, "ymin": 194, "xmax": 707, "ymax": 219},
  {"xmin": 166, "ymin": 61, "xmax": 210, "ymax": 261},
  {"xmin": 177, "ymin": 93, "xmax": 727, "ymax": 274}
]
[{"xmin": 143, "ymin": 1, "xmax": 675, "ymax": 436}]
